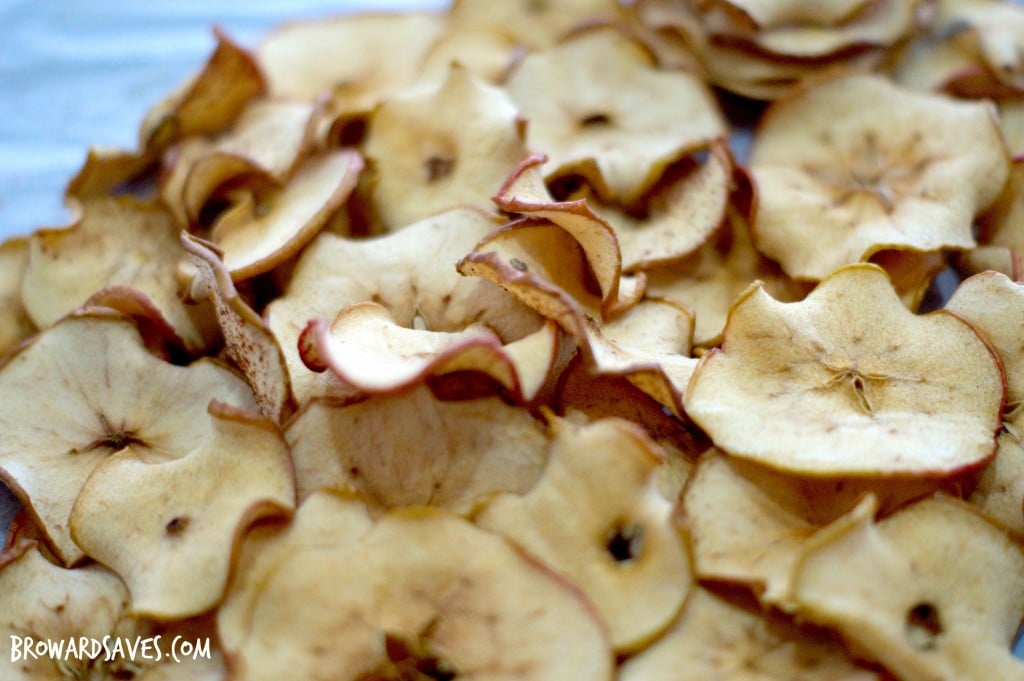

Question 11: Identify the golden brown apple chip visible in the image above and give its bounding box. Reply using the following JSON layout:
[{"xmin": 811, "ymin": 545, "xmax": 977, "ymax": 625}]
[
  {"xmin": 477, "ymin": 416, "xmax": 691, "ymax": 652},
  {"xmin": 684, "ymin": 264, "xmax": 1005, "ymax": 476},
  {"xmin": 619, "ymin": 586, "xmax": 881, "ymax": 681},
  {"xmin": 0, "ymin": 314, "xmax": 258, "ymax": 566},
  {"xmin": 219, "ymin": 492, "xmax": 613, "ymax": 681},
  {"xmin": 505, "ymin": 26, "xmax": 727, "ymax": 207},
  {"xmin": 286, "ymin": 385, "xmax": 547, "ymax": 513},
  {"xmin": 364, "ymin": 64, "xmax": 527, "ymax": 230},
  {"xmin": 65, "ymin": 146, "xmax": 155, "ymax": 202},
  {"xmin": 750, "ymin": 73, "xmax": 1010, "ymax": 280},
  {"xmin": 0, "ymin": 238, "xmax": 35, "ymax": 358},
  {"xmin": 69, "ymin": 402, "xmax": 294, "ymax": 619},
  {"xmin": 267, "ymin": 207, "xmax": 542, "ymax": 403},
  {"xmin": 139, "ymin": 28, "xmax": 265, "ymax": 154},
  {"xmin": 449, "ymin": 0, "xmax": 627, "ymax": 50},
  {"xmin": 791, "ymin": 495, "xmax": 1024, "ymax": 681},
  {"xmin": 22, "ymin": 197, "xmax": 215, "ymax": 353}
]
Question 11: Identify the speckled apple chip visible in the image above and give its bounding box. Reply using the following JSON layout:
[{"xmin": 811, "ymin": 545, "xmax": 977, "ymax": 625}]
[
  {"xmin": 219, "ymin": 492, "xmax": 613, "ymax": 681},
  {"xmin": 0, "ymin": 314, "xmax": 257, "ymax": 565},
  {"xmin": 477, "ymin": 416, "xmax": 691, "ymax": 652},
  {"xmin": 684, "ymin": 264, "xmax": 1005, "ymax": 475},
  {"xmin": 791, "ymin": 495, "xmax": 1024, "ymax": 681},
  {"xmin": 750, "ymin": 73, "xmax": 1009, "ymax": 280}
]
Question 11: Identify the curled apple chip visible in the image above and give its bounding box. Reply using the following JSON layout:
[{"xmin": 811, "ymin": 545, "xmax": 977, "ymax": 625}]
[
  {"xmin": 477, "ymin": 416, "xmax": 690, "ymax": 652},
  {"xmin": 505, "ymin": 26, "xmax": 727, "ymax": 207},
  {"xmin": 684, "ymin": 264, "xmax": 1004, "ymax": 476},
  {"xmin": 620, "ymin": 587, "xmax": 881, "ymax": 681},
  {"xmin": 449, "ymin": 0, "xmax": 626, "ymax": 50},
  {"xmin": 22, "ymin": 197, "xmax": 215, "ymax": 352},
  {"xmin": 971, "ymin": 157, "xmax": 1024, "ymax": 276},
  {"xmin": 791, "ymin": 495, "xmax": 1024, "ymax": 680},
  {"xmin": 0, "ymin": 238, "xmax": 35, "ymax": 358},
  {"xmin": 286, "ymin": 385, "xmax": 547, "ymax": 513},
  {"xmin": 364, "ymin": 64, "xmax": 527, "ymax": 230},
  {"xmin": 935, "ymin": 0, "xmax": 1024, "ymax": 90},
  {"xmin": 708, "ymin": 0, "xmax": 875, "ymax": 30},
  {"xmin": 0, "ymin": 314, "xmax": 258, "ymax": 566},
  {"xmin": 219, "ymin": 492, "xmax": 613, "ymax": 681},
  {"xmin": 65, "ymin": 145, "xmax": 156, "ymax": 203},
  {"xmin": 750, "ymin": 73, "xmax": 1010, "ymax": 280}
]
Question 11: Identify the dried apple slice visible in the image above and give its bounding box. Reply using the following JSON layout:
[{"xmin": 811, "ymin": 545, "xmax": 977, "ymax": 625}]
[
  {"xmin": 684, "ymin": 264, "xmax": 1005, "ymax": 476},
  {"xmin": 476, "ymin": 416, "xmax": 691, "ymax": 652},
  {"xmin": 708, "ymin": 0, "xmax": 875, "ymax": 30},
  {"xmin": 0, "ymin": 314, "xmax": 258, "ymax": 565},
  {"xmin": 65, "ymin": 145, "xmax": 155, "ymax": 202},
  {"xmin": 936, "ymin": 0, "xmax": 1024, "ymax": 89},
  {"xmin": 286, "ymin": 385, "xmax": 547, "ymax": 513},
  {"xmin": 505, "ymin": 26, "xmax": 727, "ymax": 206},
  {"xmin": 449, "ymin": 0, "xmax": 627, "ymax": 50},
  {"xmin": 791, "ymin": 495, "xmax": 1024, "ymax": 681},
  {"xmin": 973, "ymin": 157, "xmax": 1024, "ymax": 275},
  {"xmin": 69, "ymin": 402, "xmax": 294, "ymax": 619},
  {"xmin": 22, "ymin": 197, "xmax": 215, "ymax": 353},
  {"xmin": 418, "ymin": 26, "xmax": 521, "ymax": 85},
  {"xmin": 219, "ymin": 492, "xmax": 613, "ymax": 681},
  {"xmin": 364, "ymin": 64, "xmax": 527, "ymax": 230},
  {"xmin": 750, "ymin": 73, "xmax": 1010, "ymax": 280},
  {"xmin": 0, "ymin": 238, "xmax": 35, "ymax": 357},
  {"xmin": 619, "ymin": 586, "xmax": 881, "ymax": 681}
]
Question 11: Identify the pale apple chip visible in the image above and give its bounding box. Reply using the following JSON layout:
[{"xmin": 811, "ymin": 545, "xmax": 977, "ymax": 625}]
[
  {"xmin": 267, "ymin": 207, "xmax": 542, "ymax": 403},
  {"xmin": 418, "ymin": 26, "xmax": 522, "ymax": 85},
  {"xmin": 505, "ymin": 26, "xmax": 727, "ymax": 207},
  {"xmin": 0, "ymin": 314, "xmax": 257, "ymax": 565},
  {"xmin": 971, "ymin": 406, "xmax": 1024, "ymax": 537},
  {"xmin": 750, "ymin": 73, "xmax": 1010, "ymax": 280},
  {"xmin": 69, "ymin": 402, "xmax": 294, "ymax": 619},
  {"xmin": 364, "ymin": 64, "xmax": 527, "ymax": 230},
  {"xmin": 936, "ymin": 0, "xmax": 1024, "ymax": 90},
  {"xmin": 684, "ymin": 264, "xmax": 1005, "ymax": 476},
  {"xmin": 219, "ymin": 492, "xmax": 613, "ymax": 681},
  {"xmin": 449, "ymin": 0, "xmax": 627, "ymax": 50},
  {"xmin": 869, "ymin": 249, "xmax": 948, "ymax": 311},
  {"xmin": 619, "ymin": 586, "xmax": 881, "ymax": 681},
  {"xmin": 285, "ymin": 385, "xmax": 547, "ymax": 513},
  {"xmin": 1000, "ymin": 100, "xmax": 1024, "ymax": 155},
  {"xmin": 0, "ymin": 238, "xmax": 35, "ymax": 358},
  {"xmin": 975, "ymin": 157, "xmax": 1024, "ymax": 270},
  {"xmin": 706, "ymin": 0, "xmax": 875, "ymax": 31},
  {"xmin": 209, "ymin": 149, "xmax": 363, "ymax": 280},
  {"xmin": 22, "ymin": 197, "xmax": 215, "ymax": 352},
  {"xmin": 791, "ymin": 494, "xmax": 1024, "ymax": 681},
  {"xmin": 476, "ymin": 416, "xmax": 691, "ymax": 652},
  {"xmin": 139, "ymin": 28, "xmax": 265, "ymax": 154}
]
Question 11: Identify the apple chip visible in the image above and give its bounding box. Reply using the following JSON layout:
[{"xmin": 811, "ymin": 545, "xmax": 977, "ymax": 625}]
[
  {"xmin": 22, "ymin": 197, "xmax": 215, "ymax": 353},
  {"xmin": 364, "ymin": 64, "xmax": 527, "ymax": 230},
  {"xmin": 418, "ymin": 26, "xmax": 522, "ymax": 85},
  {"xmin": 0, "ymin": 314, "xmax": 258, "ymax": 565},
  {"xmin": 219, "ymin": 492, "xmax": 613, "ymax": 681},
  {"xmin": 708, "ymin": 0, "xmax": 875, "ymax": 29},
  {"xmin": 0, "ymin": 238, "xmax": 35, "ymax": 358},
  {"xmin": 684, "ymin": 264, "xmax": 1005, "ymax": 475},
  {"xmin": 449, "ymin": 0, "xmax": 627, "ymax": 50},
  {"xmin": 750, "ymin": 73, "xmax": 1010, "ymax": 280},
  {"xmin": 505, "ymin": 26, "xmax": 727, "ymax": 206},
  {"xmin": 65, "ymin": 145, "xmax": 155, "ymax": 203},
  {"xmin": 477, "ymin": 416, "xmax": 690, "ymax": 652},
  {"xmin": 620, "ymin": 586, "xmax": 880, "ymax": 681},
  {"xmin": 972, "ymin": 157, "xmax": 1024, "ymax": 276},
  {"xmin": 936, "ymin": 0, "xmax": 1024, "ymax": 89},
  {"xmin": 286, "ymin": 385, "xmax": 547, "ymax": 513},
  {"xmin": 791, "ymin": 495, "xmax": 1024, "ymax": 680}
]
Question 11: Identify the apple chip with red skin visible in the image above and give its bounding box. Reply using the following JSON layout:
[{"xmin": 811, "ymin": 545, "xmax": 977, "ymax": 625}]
[
  {"xmin": 619, "ymin": 587, "xmax": 881, "ymax": 681},
  {"xmin": 476, "ymin": 416, "xmax": 691, "ymax": 652},
  {"xmin": 363, "ymin": 63, "xmax": 527, "ymax": 230},
  {"xmin": 267, "ymin": 207, "xmax": 543, "ymax": 403},
  {"xmin": 0, "ymin": 238, "xmax": 35, "ymax": 358},
  {"xmin": 218, "ymin": 492, "xmax": 613, "ymax": 681},
  {"xmin": 684, "ymin": 264, "xmax": 1005, "ymax": 476},
  {"xmin": 0, "ymin": 314, "xmax": 258, "ymax": 566},
  {"xmin": 22, "ymin": 197, "xmax": 217, "ymax": 353},
  {"xmin": 449, "ymin": 0, "xmax": 627, "ymax": 50},
  {"xmin": 285, "ymin": 385, "xmax": 547, "ymax": 513},
  {"xmin": 505, "ymin": 26, "xmax": 727, "ymax": 207},
  {"xmin": 750, "ymin": 73, "xmax": 1010, "ymax": 280},
  {"xmin": 69, "ymin": 402, "xmax": 294, "ymax": 619},
  {"xmin": 791, "ymin": 495, "xmax": 1024, "ymax": 681}
]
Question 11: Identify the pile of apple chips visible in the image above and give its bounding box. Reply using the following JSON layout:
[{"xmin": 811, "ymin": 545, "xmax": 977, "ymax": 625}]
[{"xmin": 4, "ymin": 0, "xmax": 1024, "ymax": 679}]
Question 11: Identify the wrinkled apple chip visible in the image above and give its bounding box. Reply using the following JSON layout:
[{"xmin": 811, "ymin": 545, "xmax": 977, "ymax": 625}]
[
  {"xmin": 506, "ymin": 26, "xmax": 727, "ymax": 207},
  {"xmin": 208, "ymin": 149, "xmax": 363, "ymax": 281},
  {"xmin": 477, "ymin": 416, "xmax": 691, "ymax": 652},
  {"xmin": 139, "ymin": 28, "xmax": 265, "ymax": 154},
  {"xmin": 0, "ymin": 238, "xmax": 35, "ymax": 358},
  {"xmin": 449, "ymin": 0, "xmax": 627, "ymax": 50},
  {"xmin": 685, "ymin": 264, "xmax": 1005, "ymax": 475},
  {"xmin": 286, "ymin": 385, "xmax": 547, "ymax": 513},
  {"xmin": 364, "ymin": 64, "xmax": 527, "ymax": 230},
  {"xmin": 22, "ymin": 197, "xmax": 215, "ymax": 353},
  {"xmin": 791, "ymin": 495, "xmax": 1024, "ymax": 681},
  {"xmin": 0, "ymin": 314, "xmax": 257, "ymax": 565},
  {"xmin": 69, "ymin": 402, "xmax": 294, "ymax": 619},
  {"xmin": 620, "ymin": 587, "xmax": 881, "ymax": 681},
  {"xmin": 750, "ymin": 73, "xmax": 1009, "ymax": 280},
  {"xmin": 219, "ymin": 492, "xmax": 613, "ymax": 681},
  {"xmin": 268, "ymin": 207, "xmax": 542, "ymax": 403}
]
